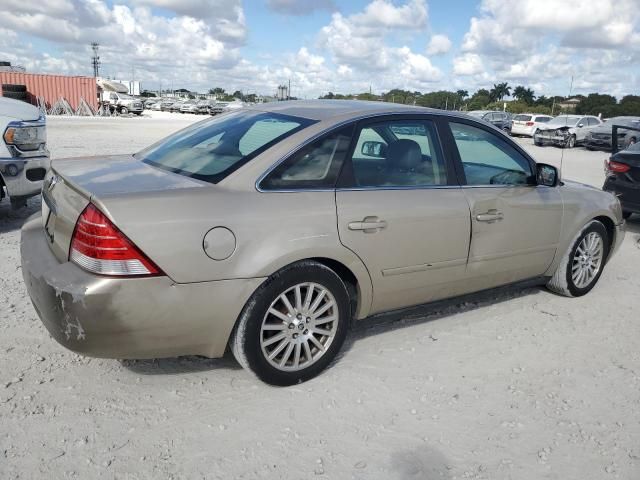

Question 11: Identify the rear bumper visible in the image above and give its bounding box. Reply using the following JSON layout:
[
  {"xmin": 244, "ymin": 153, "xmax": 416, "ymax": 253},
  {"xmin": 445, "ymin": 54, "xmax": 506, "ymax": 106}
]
[
  {"xmin": 585, "ymin": 139, "xmax": 612, "ymax": 150},
  {"xmin": 0, "ymin": 155, "xmax": 50, "ymax": 198},
  {"xmin": 511, "ymin": 125, "xmax": 534, "ymax": 137},
  {"xmin": 604, "ymin": 178, "xmax": 640, "ymax": 214},
  {"xmin": 20, "ymin": 215, "xmax": 265, "ymax": 359}
]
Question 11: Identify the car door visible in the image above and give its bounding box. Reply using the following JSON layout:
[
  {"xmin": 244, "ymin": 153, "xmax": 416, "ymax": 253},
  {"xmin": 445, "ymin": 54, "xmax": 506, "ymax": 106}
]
[
  {"xmin": 443, "ymin": 118, "xmax": 563, "ymax": 290},
  {"xmin": 335, "ymin": 116, "xmax": 471, "ymax": 314},
  {"xmin": 574, "ymin": 117, "xmax": 591, "ymax": 141}
]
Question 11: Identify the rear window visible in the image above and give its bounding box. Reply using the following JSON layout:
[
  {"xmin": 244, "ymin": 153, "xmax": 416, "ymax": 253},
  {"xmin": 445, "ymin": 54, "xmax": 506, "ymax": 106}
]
[
  {"xmin": 138, "ymin": 111, "xmax": 315, "ymax": 183},
  {"xmin": 514, "ymin": 115, "xmax": 532, "ymax": 121}
]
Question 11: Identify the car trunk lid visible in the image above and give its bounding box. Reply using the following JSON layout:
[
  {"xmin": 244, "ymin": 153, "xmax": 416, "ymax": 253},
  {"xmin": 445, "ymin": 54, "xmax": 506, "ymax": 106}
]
[{"xmin": 41, "ymin": 155, "xmax": 207, "ymax": 263}]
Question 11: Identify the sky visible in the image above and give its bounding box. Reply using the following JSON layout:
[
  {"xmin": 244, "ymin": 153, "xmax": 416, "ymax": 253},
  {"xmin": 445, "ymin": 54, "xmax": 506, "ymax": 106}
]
[{"xmin": 0, "ymin": 0, "xmax": 639, "ymax": 99}]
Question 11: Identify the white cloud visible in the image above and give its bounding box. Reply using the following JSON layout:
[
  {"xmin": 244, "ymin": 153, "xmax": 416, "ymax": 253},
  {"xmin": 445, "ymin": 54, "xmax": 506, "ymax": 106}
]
[
  {"xmin": 426, "ymin": 34, "xmax": 451, "ymax": 55},
  {"xmin": 266, "ymin": 0, "xmax": 335, "ymax": 16},
  {"xmin": 452, "ymin": 53, "xmax": 484, "ymax": 76},
  {"xmin": 456, "ymin": 0, "xmax": 640, "ymax": 96}
]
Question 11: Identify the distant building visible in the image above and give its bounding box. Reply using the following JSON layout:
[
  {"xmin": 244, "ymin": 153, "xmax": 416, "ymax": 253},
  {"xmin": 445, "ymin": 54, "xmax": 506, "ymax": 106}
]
[{"xmin": 558, "ymin": 97, "xmax": 581, "ymax": 111}]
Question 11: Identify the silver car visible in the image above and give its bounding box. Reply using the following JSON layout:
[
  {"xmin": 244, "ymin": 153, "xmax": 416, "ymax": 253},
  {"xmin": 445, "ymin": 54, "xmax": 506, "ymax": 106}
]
[{"xmin": 21, "ymin": 101, "xmax": 625, "ymax": 385}]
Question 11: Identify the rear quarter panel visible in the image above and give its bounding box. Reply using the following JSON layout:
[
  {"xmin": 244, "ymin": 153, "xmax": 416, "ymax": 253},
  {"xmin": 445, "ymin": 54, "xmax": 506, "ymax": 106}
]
[{"xmin": 96, "ymin": 187, "xmax": 374, "ymax": 319}]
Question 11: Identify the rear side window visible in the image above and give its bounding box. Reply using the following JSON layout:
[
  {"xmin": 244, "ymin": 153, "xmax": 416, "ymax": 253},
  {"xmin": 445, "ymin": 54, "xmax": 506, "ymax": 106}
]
[
  {"xmin": 346, "ymin": 119, "xmax": 448, "ymax": 188},
  {"xmin": 260, "ymin": 125, "xmax": 354, "ymax": 190},
  {"xmin": 449, "ymin": 121, "xmax": 534, "ymax": 186},
  {"xmin": 138, "ymin": 111, "xmax": 315, "ymax": 183}
]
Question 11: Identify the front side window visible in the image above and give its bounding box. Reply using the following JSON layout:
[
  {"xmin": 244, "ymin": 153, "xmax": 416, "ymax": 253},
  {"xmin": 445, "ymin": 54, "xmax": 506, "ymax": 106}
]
[
  {"xmin": 138, "ymin": 111, "xmax": 315, "ymax": 183},
  {"xmin": 449, "ymin": 122, "xmax": 534, "ymax": 186},
  {"xmin": 260, "ymin": 125, "xmax": 354, "ymax": 190},
  {"xmin": 347, "ymin": 119, "xmax": 448, "ymax": 187},
  {"xmin": 588, "ymin": 117, "xmax": 600, "ymax": 126}
]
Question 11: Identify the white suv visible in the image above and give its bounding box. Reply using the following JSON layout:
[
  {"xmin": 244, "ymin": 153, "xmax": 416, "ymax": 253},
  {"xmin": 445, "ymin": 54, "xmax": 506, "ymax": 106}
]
[
  {"xmin": 0, "ymin": 97, "xmax": 50, "ymax": 208},
  {"xmin": 511, "ymin": 113, "xmax": 553, "ymax": 137}
]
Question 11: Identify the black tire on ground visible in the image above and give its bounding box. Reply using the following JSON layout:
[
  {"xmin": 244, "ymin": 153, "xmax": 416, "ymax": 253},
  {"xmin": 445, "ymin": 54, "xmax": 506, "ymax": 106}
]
[
  {"xmin": 230, "ymin": 260, "xmax": 352, "ymax": 386},
  {"xmin": 565, "ymin": 135, "xmax": 576, "ymax": 148},
  {"xmin": 2, "ymin": 84, "xmax": 27, "ymax": 93},
  {"xmin": 546, "ymin": 220, "xmax": 610, "ymax": 297},
  {"xmin": 119, "ymin": 106, "xmax": 129, "ymax": 114}
]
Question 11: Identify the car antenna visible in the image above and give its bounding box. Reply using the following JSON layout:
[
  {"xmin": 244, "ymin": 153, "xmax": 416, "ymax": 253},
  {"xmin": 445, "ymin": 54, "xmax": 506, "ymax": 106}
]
[{"xmin": 559, "ymin": 75, "xmax": 574, "ymax": 179}]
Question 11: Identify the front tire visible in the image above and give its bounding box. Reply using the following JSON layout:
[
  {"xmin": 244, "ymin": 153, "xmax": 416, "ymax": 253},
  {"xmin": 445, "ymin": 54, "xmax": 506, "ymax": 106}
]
[
  {"xmin": 230, "ymin": 261, "xmax": 351, "ymax": 386},
  {"xmin": 547, "ymin": 221, "xmax": 609, "ymax": 297},
  {"xmin": 566, "ymin": 135, "xmax": 576, "ymax": 148},
  {"xmin": 120, "ymin": 106, "xmax": 129, "ymax": 114}
]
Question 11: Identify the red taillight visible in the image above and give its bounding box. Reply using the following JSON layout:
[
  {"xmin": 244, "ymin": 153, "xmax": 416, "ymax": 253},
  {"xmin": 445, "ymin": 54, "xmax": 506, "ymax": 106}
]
[
  {"xmin": 526, "ymin": 121, "xmax": 534, "ymax": 126},
  {"xmin": 606, "ymin": 159, "xmax": 631, "ymax": 173},
  {"xmin": 69, "ymin": 204, "xmax": 163, "ymax": 277}
]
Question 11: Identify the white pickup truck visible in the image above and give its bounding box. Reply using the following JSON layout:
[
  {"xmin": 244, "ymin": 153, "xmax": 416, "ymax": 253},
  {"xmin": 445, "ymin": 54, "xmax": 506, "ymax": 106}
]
[
  {"xmin": 101, "ymin": 91, "xmax": 143, "ymax": 115},
  {"xmin": 0, "ymin": 97, "xmax": 50, "ymax": 208}
]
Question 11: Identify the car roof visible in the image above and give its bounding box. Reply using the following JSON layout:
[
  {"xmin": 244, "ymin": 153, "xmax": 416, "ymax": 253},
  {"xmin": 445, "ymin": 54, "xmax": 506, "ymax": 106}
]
[{"xmin": 245, "ymin": 99, "xmax": 439, "ymax": 121}]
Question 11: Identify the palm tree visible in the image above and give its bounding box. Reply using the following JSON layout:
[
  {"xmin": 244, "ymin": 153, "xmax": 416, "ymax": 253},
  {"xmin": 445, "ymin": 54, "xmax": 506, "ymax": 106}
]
[
  {"xmin": 513, "ymin": 85, "xmax": 535, "ymax": 104},
  {"xmin": 456, "ymin": 89, "xmax": 468, "ymax": 100},
  {"xmin": 490, "ymin": 82, "xmax": 511, "ymax": 101}
]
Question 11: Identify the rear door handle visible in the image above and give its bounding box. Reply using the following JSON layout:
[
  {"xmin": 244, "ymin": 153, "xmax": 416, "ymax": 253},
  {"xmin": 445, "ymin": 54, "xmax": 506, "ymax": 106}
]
[
  {"xmin": 348, "ymin": 216, "xmax": 387, "ymax": 233},
  {"xmin": 476, "ymin": 210, "xmax": 504, "ymax": 223}
]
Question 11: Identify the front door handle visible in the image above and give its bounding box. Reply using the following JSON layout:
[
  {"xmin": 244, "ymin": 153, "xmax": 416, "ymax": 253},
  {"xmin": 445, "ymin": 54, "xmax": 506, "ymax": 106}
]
[
  {"xmin": 476, "ymin": 209, "xmax": 504, "ymax": 223},
  {"xmin": 348, "ymin": 216, "xmax": 387, "ymax": 233}
]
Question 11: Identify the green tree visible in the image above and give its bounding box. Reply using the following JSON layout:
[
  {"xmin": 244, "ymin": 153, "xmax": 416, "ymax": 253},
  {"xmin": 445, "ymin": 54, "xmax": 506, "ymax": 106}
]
[
  {"xmin": 575, "ymin": 93, "xmax": 616, "ymax": 115},
  {"xmin": 490, "ymin": 82, "xmax": 511, "ymax": 102},
  {"xmin": 512, "ymin": 85, "xmax": 535, "ymax": 104}
]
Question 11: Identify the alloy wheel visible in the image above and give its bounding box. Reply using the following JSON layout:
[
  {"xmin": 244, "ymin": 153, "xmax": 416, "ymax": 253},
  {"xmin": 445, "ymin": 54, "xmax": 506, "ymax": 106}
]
[
  {"xmin": 260, "ymin": 282, "xmax": 339, "ymax": 372},
  {"xmin": 571, "ymin": 232, "xmax": 604, "ymax": 289}
]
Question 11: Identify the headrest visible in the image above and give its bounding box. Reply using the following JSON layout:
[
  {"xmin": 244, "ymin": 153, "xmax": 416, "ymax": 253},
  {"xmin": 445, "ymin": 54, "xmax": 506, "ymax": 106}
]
[{"xmin": 386, "ymin": 139, "xmax": 422, "ymax": 170}]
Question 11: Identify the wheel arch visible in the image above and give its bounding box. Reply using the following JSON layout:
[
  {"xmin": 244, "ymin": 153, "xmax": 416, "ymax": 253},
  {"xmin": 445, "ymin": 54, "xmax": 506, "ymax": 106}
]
[{"xmin": 593, "ymin": 215, "xmax": 616, "ymax": 260}]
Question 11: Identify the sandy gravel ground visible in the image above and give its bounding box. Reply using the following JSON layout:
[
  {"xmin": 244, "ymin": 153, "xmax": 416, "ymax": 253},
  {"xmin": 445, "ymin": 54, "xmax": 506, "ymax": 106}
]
[{"xmin": 1, "ymin": 112, "xmax": 639, "ymax": 480}]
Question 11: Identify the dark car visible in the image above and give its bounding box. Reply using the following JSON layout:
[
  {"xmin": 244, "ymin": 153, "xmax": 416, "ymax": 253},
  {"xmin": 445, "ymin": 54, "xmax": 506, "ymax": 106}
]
[
  {"xmin": 466, "ymin": 110, "xmax": 512, "ymax": 132},
  {"xmin": 586, "ymin": 116, "xmax": 640, "ymax": 151},
  {"xmin": 603, "ymin": 136, "xmax": 640, "ymax": 219}
]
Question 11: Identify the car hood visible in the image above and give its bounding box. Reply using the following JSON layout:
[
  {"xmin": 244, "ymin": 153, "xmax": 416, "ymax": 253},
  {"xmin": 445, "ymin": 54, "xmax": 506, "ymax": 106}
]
[
  {"xmin": 52, "ymin": 154, "xmax": 208, "ymax": 198},
  {"xmin": 0, "ymin": 97, "xmax": 42, "ymax": 121}
]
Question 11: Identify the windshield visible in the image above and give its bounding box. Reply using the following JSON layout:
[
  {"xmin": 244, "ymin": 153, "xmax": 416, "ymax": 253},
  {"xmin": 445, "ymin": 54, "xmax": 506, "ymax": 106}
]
[
  {"xmin": 138, "ymin": 111, "xmax": 315, "ymax": 183},
  {"xmin": 547, "ymin": 116, "xmax": 579, "ymax": 126}
]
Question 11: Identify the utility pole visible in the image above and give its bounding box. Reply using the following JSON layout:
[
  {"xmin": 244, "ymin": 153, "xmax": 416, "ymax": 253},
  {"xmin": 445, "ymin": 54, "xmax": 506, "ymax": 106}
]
[
  {"xmin": 288, "ymin": 78, "xmax": 291, "ymax": 100},
  {"xmin": 91, "ymin": 42, "xmax": 100, "ymax": 77}
]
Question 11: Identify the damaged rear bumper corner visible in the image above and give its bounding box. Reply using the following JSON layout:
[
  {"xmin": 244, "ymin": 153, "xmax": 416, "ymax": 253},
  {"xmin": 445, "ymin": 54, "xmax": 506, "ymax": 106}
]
[{"xmin": 20, "ymin": 215, "xmax": 265, "ymax": 359}]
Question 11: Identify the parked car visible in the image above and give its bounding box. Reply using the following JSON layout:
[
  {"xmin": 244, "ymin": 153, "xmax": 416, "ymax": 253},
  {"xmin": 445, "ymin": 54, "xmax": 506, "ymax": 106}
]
[
  {"xmin": 21, "ymin": 101, "xmax": 625, "ymax": 385},
  {"xmin": 170, "ymin": 100, "xmax": 185, "ymax": 113},
  {"xmin": 510, "ymin": 113, "xmax": 553, "ymax": 137},
  {"xmin": 180, "ymin": 101, "xmax": 199, "ymax": 114},
  {"xmin": 466, "ymin": 110, "xmax": 512, "ymax": 131},
  {"xmin": 150, "ymin": 102, "xmax": 162, "ymax": 111},
  {"xmin": 533, "ymin": 115, "xmax": 602, "ymax": 148},
  {"xmin": 209, "ymin": 102, "xmax": 229, "ymax": 115},
  {"xmin": 603, "ymin": 127, "xmax": 640, "ymax": 219},
  {"xmin": 585, "ymin": 116, "xmax": 640, "ymax": 151},
  {"xmin": 160, "ymin": 100, "xmax": 175, "ymax": 112},
  {"xmin": 0, "ymin": 97, "xmax": 50, "ymax": 209},
  {"xmin": 143, "ymin": 98, "xmax": 158, "ymax": 109},
  {"xmin": 101, "ymin": 92, "xmax": 143, "ymax": 115},
  {"xmin": 196, "ymin": 100, "xmax": 213, "ymax": 114}
]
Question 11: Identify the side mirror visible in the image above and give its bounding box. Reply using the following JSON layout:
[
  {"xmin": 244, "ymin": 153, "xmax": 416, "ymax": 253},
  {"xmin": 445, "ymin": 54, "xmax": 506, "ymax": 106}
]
[
  {"xmin": 578, "ymin": 123, "xmax": 584, "ymax": 128},
  {"xmin": 361, "ymin": 141, "xmax": 386, "ymax": 158},
  {"xmin": 537, "ymin": 163, "xmax": 559, "ymax": 187}
]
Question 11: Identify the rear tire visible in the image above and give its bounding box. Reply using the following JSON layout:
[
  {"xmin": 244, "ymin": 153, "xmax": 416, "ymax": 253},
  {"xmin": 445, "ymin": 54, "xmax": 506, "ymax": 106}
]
[
  {"xmin": 547, "ymin": 221, "xmax": 609, "ymax": 297},
  {"xmin": 230, "ymin": 261, "xmax": 351, "ymax": 386}
]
